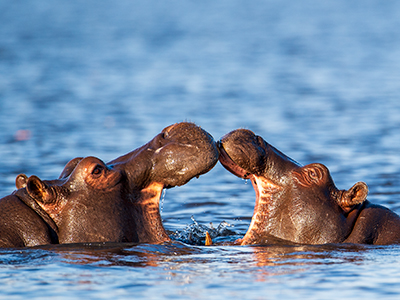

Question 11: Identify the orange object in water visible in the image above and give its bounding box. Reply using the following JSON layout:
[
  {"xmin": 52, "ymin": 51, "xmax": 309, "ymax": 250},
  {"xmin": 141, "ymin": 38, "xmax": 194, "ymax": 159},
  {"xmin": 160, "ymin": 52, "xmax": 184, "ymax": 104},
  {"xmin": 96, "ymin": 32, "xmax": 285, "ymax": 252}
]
[{"xmin": 205, "ymin": 231, "xmax": 212, "ymax": 246}]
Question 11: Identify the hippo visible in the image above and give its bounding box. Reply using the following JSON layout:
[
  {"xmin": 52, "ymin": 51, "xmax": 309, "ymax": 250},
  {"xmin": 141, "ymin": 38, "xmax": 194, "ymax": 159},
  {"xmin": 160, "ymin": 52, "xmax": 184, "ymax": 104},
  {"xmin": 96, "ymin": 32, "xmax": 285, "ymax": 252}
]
[
  {"xmin": 218, "ymin": 129, "xmax": 400, "ymax": 245},
  {"xmin": 0, "ymin": 122, "xmax": 219, "ymax": 248}
]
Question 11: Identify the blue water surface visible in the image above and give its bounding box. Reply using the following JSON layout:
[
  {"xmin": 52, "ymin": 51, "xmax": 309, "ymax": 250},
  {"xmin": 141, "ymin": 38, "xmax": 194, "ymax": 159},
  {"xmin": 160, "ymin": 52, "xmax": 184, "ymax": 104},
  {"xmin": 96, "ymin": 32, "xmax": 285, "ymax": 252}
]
[{"xmin": 1, "ymin": 0, "xmax": 400, "ymax": 299}]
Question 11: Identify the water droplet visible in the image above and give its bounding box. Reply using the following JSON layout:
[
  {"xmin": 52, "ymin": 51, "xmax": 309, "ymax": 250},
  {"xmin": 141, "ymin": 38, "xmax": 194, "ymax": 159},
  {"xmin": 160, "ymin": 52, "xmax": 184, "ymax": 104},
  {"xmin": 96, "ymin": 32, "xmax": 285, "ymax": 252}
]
[{"xmin": 160, "ymin": 188, "xmax": 166, "ymax": 214}]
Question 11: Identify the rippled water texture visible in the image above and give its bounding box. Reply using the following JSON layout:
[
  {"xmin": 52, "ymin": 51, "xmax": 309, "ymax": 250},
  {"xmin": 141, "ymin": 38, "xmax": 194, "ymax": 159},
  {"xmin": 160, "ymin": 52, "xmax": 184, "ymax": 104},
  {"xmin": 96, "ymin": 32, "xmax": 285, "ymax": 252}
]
[{"xmin": 1, "ymin": 0, "xmax": 400, "ymax": 299}]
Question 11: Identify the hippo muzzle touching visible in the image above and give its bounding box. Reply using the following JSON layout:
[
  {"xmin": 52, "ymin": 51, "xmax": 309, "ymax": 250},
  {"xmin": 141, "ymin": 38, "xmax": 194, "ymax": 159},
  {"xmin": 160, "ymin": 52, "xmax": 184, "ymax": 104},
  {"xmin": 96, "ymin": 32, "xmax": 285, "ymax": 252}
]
[
  {"xmin": 219, "ymin": 129, "xmax": 400, "ymax": 245},
  {"xmin": 0, "ymin": 122, "xmax": 219, "ymax": 248}
]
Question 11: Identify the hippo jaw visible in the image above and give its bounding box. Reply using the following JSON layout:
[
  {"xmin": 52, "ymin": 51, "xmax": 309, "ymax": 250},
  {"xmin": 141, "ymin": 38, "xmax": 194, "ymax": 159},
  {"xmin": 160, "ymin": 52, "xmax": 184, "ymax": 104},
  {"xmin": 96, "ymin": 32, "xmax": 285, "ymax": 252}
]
[
  {"xmin": 219, "ymin": 145, "xmax": 284, "ymax": 244},
  {"xmin": 219, "ymin": 129, "xmax": 299, "ymax": 244},
  {"xmin": 219, "ymin": 129, "xmax": 369, "ymax": 245},
  {"xmin": 108, "ymin": 122, "xmax": 219, "ymax": 242}
]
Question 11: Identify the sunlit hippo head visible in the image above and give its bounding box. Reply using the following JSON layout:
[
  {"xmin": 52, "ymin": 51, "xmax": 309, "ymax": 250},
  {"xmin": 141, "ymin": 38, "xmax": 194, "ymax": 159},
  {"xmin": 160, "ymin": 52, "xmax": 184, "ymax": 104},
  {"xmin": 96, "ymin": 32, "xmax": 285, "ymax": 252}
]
[
  {"xmin": 109, "ymin": 122, "xmax": 219, "ymax": 189},
  {"xmin": 4, "ymin": 122, "xmax": 218, "ymax": 247},
  {"xmin": 15, "ymin": 156, "xmax": 126, "ymax": 244},
  {"xmin": 219, "ymin": 129, "xmax": 370, "ymax": 245}
]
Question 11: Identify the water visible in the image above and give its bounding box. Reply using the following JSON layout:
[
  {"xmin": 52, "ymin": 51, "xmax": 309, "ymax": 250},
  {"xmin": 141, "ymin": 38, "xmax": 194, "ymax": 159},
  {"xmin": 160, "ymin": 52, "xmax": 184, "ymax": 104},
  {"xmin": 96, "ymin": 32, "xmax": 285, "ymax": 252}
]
[
  {"xmin": 1, "ymin": 0, "xmax": 400, "ymax": 299},
  {"xmin": 170, "ymin": 216, "xmax": 238, "ymax": 245}
]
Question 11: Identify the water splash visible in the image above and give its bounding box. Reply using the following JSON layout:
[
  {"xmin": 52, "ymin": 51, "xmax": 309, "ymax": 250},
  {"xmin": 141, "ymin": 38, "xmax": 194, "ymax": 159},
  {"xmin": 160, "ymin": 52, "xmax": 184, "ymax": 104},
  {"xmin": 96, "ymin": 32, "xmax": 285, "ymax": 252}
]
[{"xmin": 171, "ymin": 216, "xmax": 237, "ymax": 245}]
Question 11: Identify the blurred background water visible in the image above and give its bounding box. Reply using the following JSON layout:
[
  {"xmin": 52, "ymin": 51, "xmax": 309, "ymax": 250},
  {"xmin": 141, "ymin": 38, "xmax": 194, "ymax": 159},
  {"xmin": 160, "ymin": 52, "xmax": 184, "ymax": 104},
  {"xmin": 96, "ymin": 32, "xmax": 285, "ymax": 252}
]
[{"xmin": 1, "ymin": 0, "xmax": 400, "ymax": 299}]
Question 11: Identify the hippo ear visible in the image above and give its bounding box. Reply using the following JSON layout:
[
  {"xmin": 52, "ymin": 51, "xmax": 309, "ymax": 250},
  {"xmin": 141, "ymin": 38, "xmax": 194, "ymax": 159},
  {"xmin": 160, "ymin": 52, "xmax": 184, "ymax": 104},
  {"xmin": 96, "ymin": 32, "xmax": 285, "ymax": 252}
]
[
  {"xmin": 59, "ymin": 157, "xmax": 83, "ymax": 179},
  {"xmin": 339, "ymin": 182, "xmax": 368, "ymax": 212},
  {"xmin": 15, "ymin": 174, "xmax": 28, "ymax": 189},
  {"xmin": 26, "ymin": 175, "xmax": 55, "ymax": 204}
]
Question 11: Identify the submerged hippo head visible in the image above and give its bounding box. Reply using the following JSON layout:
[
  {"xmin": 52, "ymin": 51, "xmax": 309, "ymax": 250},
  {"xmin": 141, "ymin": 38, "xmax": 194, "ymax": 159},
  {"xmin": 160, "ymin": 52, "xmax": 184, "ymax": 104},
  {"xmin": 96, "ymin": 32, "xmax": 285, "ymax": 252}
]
[
  {"xmin": 219, "ymin": 129, "xmax": 368, "ymax": 245},
  {"xmin": 8, "ymin": 122, "xmax": 218, "ymax": 247}
]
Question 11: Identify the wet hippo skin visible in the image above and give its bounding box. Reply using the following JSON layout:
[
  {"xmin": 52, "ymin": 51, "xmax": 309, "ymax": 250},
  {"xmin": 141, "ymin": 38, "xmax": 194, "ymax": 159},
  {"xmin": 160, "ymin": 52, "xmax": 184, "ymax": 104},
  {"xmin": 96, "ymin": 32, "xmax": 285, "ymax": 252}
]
[
  {"xmin": 0, "ymin": 122, "xmax": 219, "ymax": 248},
  {"xmin": 219, "ymin": 129, "xmax": 400, "ymax": 245}
]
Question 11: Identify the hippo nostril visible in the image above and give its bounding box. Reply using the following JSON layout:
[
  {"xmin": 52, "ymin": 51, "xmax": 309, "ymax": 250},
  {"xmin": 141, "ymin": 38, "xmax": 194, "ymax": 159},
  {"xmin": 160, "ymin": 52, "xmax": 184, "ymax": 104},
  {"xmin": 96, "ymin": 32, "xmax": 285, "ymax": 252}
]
[{"xmin": 163, "ymin": 123, "xmax": 178, "ymax": 138}]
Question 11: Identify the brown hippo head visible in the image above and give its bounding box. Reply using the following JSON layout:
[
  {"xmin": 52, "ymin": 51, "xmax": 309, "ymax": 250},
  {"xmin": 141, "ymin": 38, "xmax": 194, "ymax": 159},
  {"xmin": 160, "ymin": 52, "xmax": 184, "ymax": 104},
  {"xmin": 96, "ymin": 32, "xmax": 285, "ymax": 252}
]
[
  {"xmin": 108, "ymin": 122, "xmax": 219, "ymax": 189},
  {"xmin": 10, "ymin": 122, "xmax": 218, "ymax": 246},
  {"xmin": 219, "ymin": 129, "xmax": 368, "ymax": 245},
  {"xmin": 15, "ymin": 157, "xmax": 126, "ymax": 244},
  {"xmin": 106, "ymin": 121, "xmax": 219, "ymax": 243}
]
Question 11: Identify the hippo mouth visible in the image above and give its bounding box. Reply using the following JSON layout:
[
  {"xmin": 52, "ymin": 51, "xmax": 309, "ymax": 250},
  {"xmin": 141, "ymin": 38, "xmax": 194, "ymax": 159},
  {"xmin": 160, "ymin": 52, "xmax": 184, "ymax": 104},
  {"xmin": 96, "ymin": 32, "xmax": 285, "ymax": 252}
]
[
  {"xmin": 219, "ymin": 146, "xmax": 252, "ymax": 179},
  {"xmin": 219, "ymin": 144, "xmax": 282, "ymax": 245},
  {"xmin": 107, "ymin": 122, "xmax": 219, "ymax": 243},
  {"xmin": 153, "ymin": 122, "xmax": 219, "ymax": 187}
]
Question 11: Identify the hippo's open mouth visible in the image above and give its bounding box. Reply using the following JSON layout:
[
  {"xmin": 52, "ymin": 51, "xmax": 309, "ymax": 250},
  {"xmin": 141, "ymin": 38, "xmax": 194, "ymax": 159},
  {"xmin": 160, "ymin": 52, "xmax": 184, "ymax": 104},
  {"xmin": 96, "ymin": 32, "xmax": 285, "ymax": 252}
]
[
  {"xmin": 219, "ymin": 146, "xmax": 252, "ymax": 179},
  {"xmin": 219, "ymin": 142, "xmax": 283, "ymax": 245}
]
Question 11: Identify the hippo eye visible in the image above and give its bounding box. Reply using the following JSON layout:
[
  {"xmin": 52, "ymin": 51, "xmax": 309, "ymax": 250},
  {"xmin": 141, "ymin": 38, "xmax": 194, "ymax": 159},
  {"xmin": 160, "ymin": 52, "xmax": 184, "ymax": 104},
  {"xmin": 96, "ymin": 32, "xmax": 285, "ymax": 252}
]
[
  {"xmin": 293, "ymin": 164, "xmax": 326, "ymax": 187},
  {"xmin": 308, "ymin": 167, "xmax": 323, "ymax": 182},
  {"xmin": 308, "ymin": 170, "xmax": 317, "ymax": 179},
  {"xmin": 92, "ymin": 165, "xmax": 104, "ymax": 177}
]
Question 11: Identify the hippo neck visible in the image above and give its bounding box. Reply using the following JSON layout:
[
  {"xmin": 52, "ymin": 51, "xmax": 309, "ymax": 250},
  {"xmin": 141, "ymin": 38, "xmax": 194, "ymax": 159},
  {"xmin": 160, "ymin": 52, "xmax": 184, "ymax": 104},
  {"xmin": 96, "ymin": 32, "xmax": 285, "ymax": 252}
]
[
  {"xmin": 134, "ymin": 182, "xmax": 170, "ymax": 243},
  {"xmin": 13, "ymin": 189, "xmax": 59, "ymax": 243},
  {"xmin": 241, "ymin": 175, "xmax": 282, "ymax": 245}
]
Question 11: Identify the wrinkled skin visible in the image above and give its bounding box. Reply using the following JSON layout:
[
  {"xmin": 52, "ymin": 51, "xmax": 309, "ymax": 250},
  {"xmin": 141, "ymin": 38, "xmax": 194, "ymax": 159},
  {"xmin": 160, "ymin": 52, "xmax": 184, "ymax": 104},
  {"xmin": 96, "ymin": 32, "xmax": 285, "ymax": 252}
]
[
  {"xmin": 219, "ymin": 129, "xmax": 400, "ymax": 245},
  {"xmin": 0, "ymin": 122, "xmax": 219, "ymax": 248}
]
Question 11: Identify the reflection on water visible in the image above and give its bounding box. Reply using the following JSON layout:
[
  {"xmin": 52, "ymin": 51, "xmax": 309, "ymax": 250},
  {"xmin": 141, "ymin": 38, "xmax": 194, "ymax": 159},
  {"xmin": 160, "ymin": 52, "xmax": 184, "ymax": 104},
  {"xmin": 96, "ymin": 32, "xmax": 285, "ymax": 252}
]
[
  {"xmin": 0, "ymin": 241, "xmax": 392, "ymax": 294},
  {"xmin": 251, "ymin": 243, "xmax": 367, "ymax": 269},
  {"xmin": 0, "ymin": 241, "xmax": 373, "ymax": 271},
  {"xmin": 1, "ymin": 240, "xmax": 400, "ymax": 299}
]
